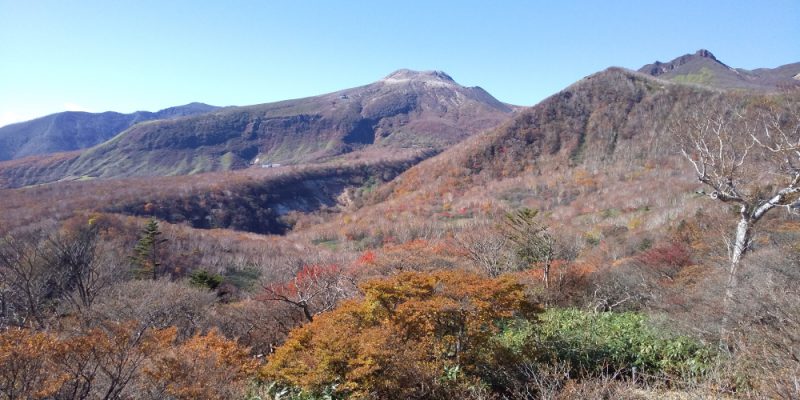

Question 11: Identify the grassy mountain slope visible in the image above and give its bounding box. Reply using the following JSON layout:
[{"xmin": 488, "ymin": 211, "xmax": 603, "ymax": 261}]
[
  {"xmin": 0, "ymin": 70, "xmax": 514, "ymax": 188},
  {"xmin": 0, "ymin": 102, "xmax": 219, "ymax": 161}
]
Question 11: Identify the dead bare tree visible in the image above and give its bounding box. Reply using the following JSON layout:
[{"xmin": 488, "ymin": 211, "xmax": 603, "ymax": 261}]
[
  {"xmin": 674, "ymin": 96, "xmax": 800, "ymax": 330},
  {"xmin": 456, "ymin": 222, "xmax": 517, "ymax": 277},
  {"xmin": 0, "ymin": 230, "xmax": 53, "ymax": 328},
  {"xmin": 46, "ymin": 221, "xmax": 119, "ymax": 314}
]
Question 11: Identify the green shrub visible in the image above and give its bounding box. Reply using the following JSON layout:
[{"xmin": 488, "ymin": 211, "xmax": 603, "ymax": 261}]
[
  {"xmin": 223, "ymin": 266, "xmax": 261, "ymax": 291},
  {"xmin": 189, "ymin": 269, "xmax": 224, "ymax": 290},
  {"xmin": 494, "ymin": 308, "xmax": 714, "ymax": 379}
]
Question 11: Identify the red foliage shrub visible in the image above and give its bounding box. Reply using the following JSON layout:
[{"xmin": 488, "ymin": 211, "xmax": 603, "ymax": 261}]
[{"xmin": 636, "ymin": 241, "xmax": 692, "ymax": 269}]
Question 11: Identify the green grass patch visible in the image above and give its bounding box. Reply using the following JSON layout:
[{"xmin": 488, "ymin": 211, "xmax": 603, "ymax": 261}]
[
  {"xmin": 220, "ymin": 152, "xmax": 235, "ymax": 171},
  {"xmin": 670, "ymin": 67, "xmax": 715, "ymax": 86}
]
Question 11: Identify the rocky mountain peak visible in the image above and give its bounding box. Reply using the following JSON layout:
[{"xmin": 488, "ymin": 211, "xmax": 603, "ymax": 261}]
[
  {"xmin": 382, "ymin": 69, "xmax": 457, "ymax": 85},
  {"xmin": 637, "ymin": 50, "xmax": 800, "ymax": 92},
  {"xmin": 638, "ymin": 49, "xmax": 727, "ymax": 76},
  {"xmin": 694, "ymin": 49, "xmax": 717, "ymax": 60}
]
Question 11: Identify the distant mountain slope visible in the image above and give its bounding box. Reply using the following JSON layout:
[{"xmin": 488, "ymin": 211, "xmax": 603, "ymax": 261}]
[
  {"xmin": 638, "ymin": 49, "xmax": 800, "ymax": 92},
  {"xmin": 0, "ymin": 102, "xmax": 219, "ymax": 161},
  {"xmin": 0, "ymin": 70, "xmax": 515, "ymax": 188},
  {"xmin": 374, "ymin": 68, "xmax": 702, "ymax": 200},
  {"xmin": 343, "ymin": 65, "xmax": 793, "ymax": 228},
  {"xmin": 299, "ymin": 66, "xmax": 798, "ymax": 253}
]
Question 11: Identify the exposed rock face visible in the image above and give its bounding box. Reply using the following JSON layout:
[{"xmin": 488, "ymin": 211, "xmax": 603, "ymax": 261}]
[
  {"xmin": 381, "ymin": 69, "xmax": 457, "ymax": 86},
  {"xmin": 638, "ymin": 49, "xmax": 726, "ymax": 76}
]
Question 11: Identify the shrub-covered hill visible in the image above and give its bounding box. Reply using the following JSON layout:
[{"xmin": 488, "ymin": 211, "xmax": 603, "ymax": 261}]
[
  {"xmin": 316, "ymin": 68, "xmax": 711, "ymax": 224},
  {"xmin": 0, "ymin": 70, "xmax": 515, "ymax": 188},
  {"xmin": 382, "ymin": 66, "xmax": 797, "ymax": 207},
  {"xmin": 259, "ymin": 61, "xmax": 800, "ymax": 398},
  {"xmin": 2, "ymin": 52, "xmax": 799, "ymax": 399}
]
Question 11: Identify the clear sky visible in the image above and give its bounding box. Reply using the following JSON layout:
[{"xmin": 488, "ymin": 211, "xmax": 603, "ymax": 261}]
[{"xmin": 1, "ymin": 0, "xmax": 798, "ymax": 127}]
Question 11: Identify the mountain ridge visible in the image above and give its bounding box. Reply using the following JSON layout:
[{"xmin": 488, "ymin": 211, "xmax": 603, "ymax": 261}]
[
  {"xmin": 0, "ymin": 102, "xmax": 220, "ymax": 161},
  {"xmin": 638, "ymin": 49, "xmax": 800, "ymax": 91},
  {"xmin": 0, "ymin": 70, "xmax": 516, "ymax": 188}
]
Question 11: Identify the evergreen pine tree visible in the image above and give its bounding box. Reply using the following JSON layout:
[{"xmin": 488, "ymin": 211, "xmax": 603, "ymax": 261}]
[
  {"xmin": 503, "ymin": 208, "xmax": 555, "ymax": 289},
  {"xmin": 132, "ymin": 217, "xmax": 166, "ymax": 280}
]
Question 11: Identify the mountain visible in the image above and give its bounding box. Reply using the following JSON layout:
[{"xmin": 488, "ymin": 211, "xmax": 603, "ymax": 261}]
[
  {"xmin": 638, "ymin": 49, "xmax": 800, "ymax": 91},
  {"xmin": 346, "ymin": 68, "xmax": 693, "ymax": 206},
  {"xmin": 311, "ymin": 65, "xmax": 798, "ymax": 248},
  {"xmin": 0, "ymin": 102, "xmax": 219, "ymax": 161},
  {"xmin": 0, "ymin": 70, "xmax": 515, "ymax": 188}
]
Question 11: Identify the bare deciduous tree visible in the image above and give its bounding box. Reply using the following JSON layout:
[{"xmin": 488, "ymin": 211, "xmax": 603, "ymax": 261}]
[
  {"xmin": 675, "ymin": 96, "xmax": 800, "ymax": 326},
  {"xmin": 456, "ymin": 223, "xmax": 517, "ymax": 277},
  {"xmin": 46, "ymin": 221, "xmax": 119, "ymax": 314},
  {"xmin": 0, "ymin": 230, "xmax": 53, "ymax": 328},
  {"xmin": 91, "ymin": 279, "xmax": 216, "ymax": 339}
]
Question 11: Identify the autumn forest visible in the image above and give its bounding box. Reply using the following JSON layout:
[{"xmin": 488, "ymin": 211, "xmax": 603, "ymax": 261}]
[{"xmin": 1, "ymin": 48, "xmax": 800, "ymax": 400}]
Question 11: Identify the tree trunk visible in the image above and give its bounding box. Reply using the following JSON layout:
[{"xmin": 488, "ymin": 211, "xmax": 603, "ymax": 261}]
[
  {"xmin": 728, "ymin": 216, "xmax": 750, "ymax": 291},
  {"xmin": 300, "ymin": 302, "xmax": 314, "ymax": 323},
  {"xmin": 721, "ymin": 214, "xmax": 752, "ymax": 346},
  {"xmin": 543, "ymin": 260, "xmax": 550, "ymax": 290}
]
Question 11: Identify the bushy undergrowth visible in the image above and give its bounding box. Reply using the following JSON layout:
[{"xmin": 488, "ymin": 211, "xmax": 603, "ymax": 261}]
[
  {"xmin": 258, "ymin": 271, "xmax": 715, "ymax": 399},
  {"xmin": 495, "ymin": 308, "xmax": 714, "ymax": 379}
]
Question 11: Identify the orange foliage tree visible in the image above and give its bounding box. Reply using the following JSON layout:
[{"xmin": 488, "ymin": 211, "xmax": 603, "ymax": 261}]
[
  {"xmin": 262, "ymin": 270, "xmax": 541, "ymax": 398},
  {"xmin": 0, "ymin": 322, "xmax": 174, "ymax": 399},
  {"xmin": 0, "ymin": 323, "xmax": 259, "ymax": 399},
  {"xmin": 0, "ymin": 329, "xmax": 64, "ymax": 399},
  {"xmin": 145, "ymin": 329, "xmax": 259, "ymax": 400}
]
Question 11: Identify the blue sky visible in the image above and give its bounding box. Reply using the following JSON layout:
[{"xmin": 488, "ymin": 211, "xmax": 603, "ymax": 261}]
[{"xmin": 0, "ymin": 0, "xmax": 798, "ymax": 127}]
